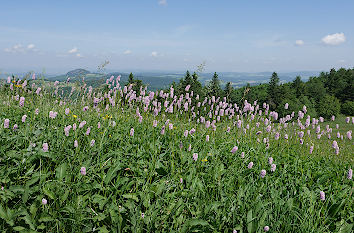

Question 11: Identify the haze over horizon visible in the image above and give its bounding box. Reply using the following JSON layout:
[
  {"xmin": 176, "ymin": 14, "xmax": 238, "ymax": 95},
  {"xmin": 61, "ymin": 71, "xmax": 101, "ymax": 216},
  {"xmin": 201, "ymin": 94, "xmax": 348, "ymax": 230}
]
[{"xmin": 1, "ymin": 0, "xmax": 353, "ymax": 74}]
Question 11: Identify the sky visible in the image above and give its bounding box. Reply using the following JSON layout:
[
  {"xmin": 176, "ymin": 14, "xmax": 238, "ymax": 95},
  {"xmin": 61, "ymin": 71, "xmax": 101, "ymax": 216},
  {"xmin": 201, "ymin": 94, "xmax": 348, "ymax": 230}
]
[{"xmin": 0, "ymin": 0, "xmax": 353, "ymax": 74}]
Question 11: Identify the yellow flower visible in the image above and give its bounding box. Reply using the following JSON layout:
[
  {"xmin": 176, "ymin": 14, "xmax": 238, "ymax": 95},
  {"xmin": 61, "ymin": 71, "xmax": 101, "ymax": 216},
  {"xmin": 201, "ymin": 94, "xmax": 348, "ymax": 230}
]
[
  {"xmin": 15, "ymin": 84, "xmax": 22, "ymax": 88},
  {"xmin": 109, "ymin": 134, "xmax": 112, "ymax": 137},
  {"xmin": 12, "ymin": 80, "xmax": 16, "ymax": 83},
  {"xmin": 202, "ymin": 158, "xmax": 208, "ymax": 162},
  {"xmin": 73, "ymin": 115, "xmax": 77, "ymax": 118}
]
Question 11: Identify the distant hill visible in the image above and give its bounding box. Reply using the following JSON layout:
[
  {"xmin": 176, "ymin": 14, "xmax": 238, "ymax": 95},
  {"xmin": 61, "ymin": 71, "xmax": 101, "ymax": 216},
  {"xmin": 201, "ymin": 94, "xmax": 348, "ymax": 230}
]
[
  {"xmin": 66, "ymin": 69, "xmax": 90, "ymax": 77},
  {"xmin": 45, "ymin": 69, "xmax": 323, "ymax": 91}
]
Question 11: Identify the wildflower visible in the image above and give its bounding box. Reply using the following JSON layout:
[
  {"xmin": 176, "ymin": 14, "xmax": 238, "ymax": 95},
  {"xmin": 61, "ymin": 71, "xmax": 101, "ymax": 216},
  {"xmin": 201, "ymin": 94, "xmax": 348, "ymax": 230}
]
[
  {"xmin": 73, "ymin": 115, "xmax": 77, "ymax": 118},
  {"xmin": 42, "ymin": 198, "xmax": 48, "ymax": 205},
  {"xmin": 86, "ymin": 127, "xmax": 91, "ymax": 136},
  {"xmin": 161, "ymin": 126, "xmax": 165, "ymax": 135},
  {"xmin": 80, "ymin": 167, "xmax": 86, "ymax": 175},
  {"xmin": 35, "ymin": 108, "xmax": 39, "ymax": 115},
  {"xmin": 153, "ymin": 120, "xmax": 158, "ymax": 127},
  {"xmin": 248, "ymin": 162, "xmax": 254, "ymax": 169},
  {"xmin": 320, "ymin": 191, "xmax": 325, "ymax": 201},
  {"xmin": 347, "ymin": 131, "xmax": 352, "ymax": 140},
  {"xmin": 346, "ymin": 117, "xmax": 350, "ymax": 123},
  {"xmin": 240, "ymin": 152, "xmax": 245, "ymax": 158},
  {"xmin": 73, "ymin": 123, "xmax": 77, "ymax": 131},
  {"xmin": 97, "ymin": 122, "xmax": 101, "ymax": 129},
  {"xmin": 264, "ymin": 226, "xmax": 270, "ymax": 232},
  {"xmin": 22, "ymin": 115, "xmax": 27, "ymax": 123},
  {"xmin": 19, "ymin": 96, "xmax": 25, "ymax": 107},
  {"xmin": 36, "ymin": 87, "xmax": 41, "ymax": 95},
  {"xmin": 3, "ymin": 119, "xmax": 9, "ymax": 128},
  {"xmin": 130, "ymin": 128, "xmax": 134, "ymax": 136},
  {"xmin": 188, "ymin": 144, "xmax": 192, "ymax": 151},
  {"xmin": 189, "ymin": 128, "xmax": 196, "ymax": 135},
  {"xmin": 331, "ymin": 115, "xmax": 335, "ymax": 121},
  {"xmin": 79, "ymin": 121, "xmax": 86, "ymax": 128},
  {"xmin": 49, "ymin": 111, "xmax": 58, "ymax": 119},
  {"xmin": 184, "ymin": 130, "xmax": 188, "ymax": 137},
  {"xmin": 83, "ymin": 106, "xmax": 89, "ymax": 111},
  {"xmin": 169, "ymin": 123, "xmax": 173, "ymax": 130},
  {"xmin": 206, "ymin": 135, "xmax": 210, "ymax": 142},
  {"xmin": 74, "ymin": 140, "xmax": 78, "ymax": 148},
  {"xmin": 347, "ymin": 169, "xmax": 352, "ymax": 179},
  {"xmin": 271, "ymin": 164, "xmax": 276, "ymax": 172},
  {"xmin": 233, "ymin": 230, "xmax": 238, "ymax": 233},
  {"xmin": 141, "ymin": 213, "xmax": 145, "ymax": 219},
  {"xmin": 65, "ymin": 108, "xmax": 70, "ymax": 115},
  {"xmin": 42, "ymin": 143, "xmax": 49, "ymax": 152},
  {"xmin": 268, "ymin": 157, "xmax": 273, "ymax": 165},
  {"xmin": 193, "ymin": 153, "xmax": 198, "ymax": 161},
  {"xmin": 231, "ymin": 146, "xmax": 238, "ymax": 154},
  {"xmin": 309, "ymin": 146, "xmax": 314, "ymax": 154},
  {"xmin": 260, "ymin": 169, "xmax": 266, "ymax": 178},
  {"xmin": 90, "ymin": 139, "xmax": 95, "ymax": 147},
  {"xmin": 180, "ymin": 178, "xmax": 183, "ymax": 183},
  {"xmin": 284, "ymin": 103, "xmax": 289, "ymax": 109},
  {"xmin": 13, "ymin": 124, "xmax": 18, "ymax": 130}
]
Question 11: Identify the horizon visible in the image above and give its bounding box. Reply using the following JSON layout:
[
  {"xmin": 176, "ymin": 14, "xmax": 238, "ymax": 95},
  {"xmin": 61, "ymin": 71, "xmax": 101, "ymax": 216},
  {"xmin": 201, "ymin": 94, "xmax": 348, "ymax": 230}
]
[{"xmin": 1, "ymin": 0, "xmax": 354, "ymax": 73}]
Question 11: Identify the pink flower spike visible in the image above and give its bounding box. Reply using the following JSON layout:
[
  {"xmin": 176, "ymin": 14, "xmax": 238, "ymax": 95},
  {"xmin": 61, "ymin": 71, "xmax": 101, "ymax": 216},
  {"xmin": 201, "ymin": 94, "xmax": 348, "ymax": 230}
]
[
  {"xmin": 42, "ymin": 143, "xmax": 49, "ymax": 152},
  {"xmin": 80, "ymin": 167, "xmax": 86, "ymax": 175}
]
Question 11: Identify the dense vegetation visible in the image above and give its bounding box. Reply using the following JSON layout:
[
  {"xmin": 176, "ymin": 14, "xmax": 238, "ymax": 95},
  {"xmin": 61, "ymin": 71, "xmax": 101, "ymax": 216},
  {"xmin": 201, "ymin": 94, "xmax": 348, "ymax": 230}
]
[
  {"xmin": 0, "ymin": 74, "xmax": 352, "ymax": 232},
  {"xmin": 170, "ymin": 68, "xmax": 354, "ymax": 119}
]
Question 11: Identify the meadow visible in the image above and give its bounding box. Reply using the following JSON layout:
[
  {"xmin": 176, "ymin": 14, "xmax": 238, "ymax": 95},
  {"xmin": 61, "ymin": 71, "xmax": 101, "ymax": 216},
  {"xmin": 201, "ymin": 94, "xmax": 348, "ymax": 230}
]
[{"xmin": 0, "ymin": 76, "xmax": 353, "ymax": 232}]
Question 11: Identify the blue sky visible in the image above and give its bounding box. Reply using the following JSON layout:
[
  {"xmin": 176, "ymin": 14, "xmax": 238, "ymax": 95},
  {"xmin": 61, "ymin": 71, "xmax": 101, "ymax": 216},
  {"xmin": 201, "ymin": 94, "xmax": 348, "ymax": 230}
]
[{"xmin": 0, "ymin": 0, "xmax": 353, "ymax": 73}]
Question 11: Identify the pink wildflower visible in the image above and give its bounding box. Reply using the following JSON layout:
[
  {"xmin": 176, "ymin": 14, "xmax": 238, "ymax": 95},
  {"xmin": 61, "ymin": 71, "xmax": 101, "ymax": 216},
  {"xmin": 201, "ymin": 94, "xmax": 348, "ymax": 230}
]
[
  {"xmin": 42, "ymin": 143, "xmax": 49, "ymax": 152},
  {"xmin": 193, "ymin": 153, "xmax": 198, "ymax": 161},
  {"xmin": 231, "ymin": 146, "xmax": 238, "ymax": 154},
  {"xmin": 80, "ymin": 167, "xmax": 86, "ymax": 175},
  {"xmin": 4, "ymin": 119, "xmax": 9, "ymax": 128},
  {"xmin": 260, "ymin": 169, "xmax": 266, "ymax": 178}
]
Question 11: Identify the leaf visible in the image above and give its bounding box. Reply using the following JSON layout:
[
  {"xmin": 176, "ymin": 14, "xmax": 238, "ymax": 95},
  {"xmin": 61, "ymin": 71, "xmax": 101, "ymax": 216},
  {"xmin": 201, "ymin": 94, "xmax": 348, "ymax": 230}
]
[
  {"xmin": 22, "ymin": 184, "xmax": 29, "ymax": 204},
  {"xmin": 247, "ymin": 209, "xmax": 254, "ymax": 233},
  {"xmin": 43, "ymin": 186, "xmax": 55, "ymax": 200},
  {"xmin": 55, "ymin": 163, "xmax": 67, "ymax": 181},
  {"xmin": 13, "ymin": 226, "xmax": 26, "ymax": 231},
  {"xmin": 181, "ymin": 219, "xmax": 213, "ymax": 232},
  {"xmin": 122, "ymin": 194, "xmax": 139, "ymax": 202},
  {"xmin": 104, "ymin": 165, "xmax": 121, "ymax": 184}
]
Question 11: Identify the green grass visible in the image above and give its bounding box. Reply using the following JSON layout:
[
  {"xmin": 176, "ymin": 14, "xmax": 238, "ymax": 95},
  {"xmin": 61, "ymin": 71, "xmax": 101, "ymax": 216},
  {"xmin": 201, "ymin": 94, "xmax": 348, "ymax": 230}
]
[{"xmin": 0, "ymin": 83, "xmax": 353, "ymax": 232}]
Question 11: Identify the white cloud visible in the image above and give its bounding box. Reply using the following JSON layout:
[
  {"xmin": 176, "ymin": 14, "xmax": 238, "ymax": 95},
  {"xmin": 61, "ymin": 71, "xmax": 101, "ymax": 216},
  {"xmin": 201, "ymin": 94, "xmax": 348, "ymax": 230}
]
[
  {"xmin": 321, "ymin": 33, "xmax": 346, "ymax": 45},
  {"xmin": 158, "ymin": 0, "xmax": 167, "ymax": 6},
  {"xmin": 295, "ymin": 40, "xmax": 304, "ymax": 46},
  {"xmin": 123, "ymin": 50, "xmax": 132, "ymax": 55},
  {"xmin": 151, "ymin": 51, "xmax": 158, "ymax": 57},
  {"xmin": 4, "ymin": 44, "xmax": 25, "ymax": 53},
  {"xmin": 338, "ymin": 59, "xmax": 346, "ymax": 63},
  {"xmin": 27, "ymin": 44, "xmax": 35, "ymax": 49},
  {"xmin": 68, "ymin": 47, "xmax": 78, "ymax": 54}
]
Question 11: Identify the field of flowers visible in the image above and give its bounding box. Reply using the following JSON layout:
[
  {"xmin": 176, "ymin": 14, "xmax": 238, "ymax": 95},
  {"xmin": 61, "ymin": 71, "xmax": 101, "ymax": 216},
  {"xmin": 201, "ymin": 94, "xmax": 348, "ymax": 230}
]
[{"xmin": 0, "ymin": 76, "xmax": 353, "ymax": 232}]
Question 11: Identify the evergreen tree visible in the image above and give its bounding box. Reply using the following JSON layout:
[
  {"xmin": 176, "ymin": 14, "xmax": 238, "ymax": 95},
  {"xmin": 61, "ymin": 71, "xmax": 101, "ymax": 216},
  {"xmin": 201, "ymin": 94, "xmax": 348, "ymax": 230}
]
[
  {"xmin": 224, "ymin": 82, "xmax": 233, "ymax": 100},
  {"xmin": 267, "ymin": 72, "xmax": 280, "ymax": 109},
  {"xmin": 208, "ymin": 72, "xmax": 221, "ymax": 97},
  {"xmin": 292, "ymin": 76, "xmax": 304, "ymax": 97},
  {"xmin": 128, "ymin": 72, "xmax": 134, "ymax": 84}
]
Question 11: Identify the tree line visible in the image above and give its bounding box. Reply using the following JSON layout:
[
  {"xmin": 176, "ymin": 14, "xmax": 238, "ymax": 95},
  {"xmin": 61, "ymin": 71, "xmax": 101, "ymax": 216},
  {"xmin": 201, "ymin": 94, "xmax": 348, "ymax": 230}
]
[{"xmin": 127, "ymin": 68, "xmax": 354, "ymax": 119}]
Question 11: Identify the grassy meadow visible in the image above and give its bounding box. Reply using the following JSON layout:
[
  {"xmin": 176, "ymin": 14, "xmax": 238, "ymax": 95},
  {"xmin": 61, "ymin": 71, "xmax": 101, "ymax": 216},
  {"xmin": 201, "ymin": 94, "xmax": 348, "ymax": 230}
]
[{"xmin": 0, "ymin": 78, "xmax": 353, "ymax": 232}]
